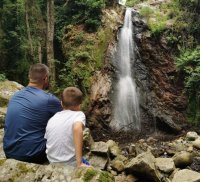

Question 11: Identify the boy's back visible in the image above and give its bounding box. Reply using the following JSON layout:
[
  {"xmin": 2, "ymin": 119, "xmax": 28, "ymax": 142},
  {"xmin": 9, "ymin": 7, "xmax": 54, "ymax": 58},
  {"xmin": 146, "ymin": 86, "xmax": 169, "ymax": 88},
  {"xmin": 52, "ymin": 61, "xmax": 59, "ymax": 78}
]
[{"xmin": 45, "ymin": 110, "xmax": 85, "ymax": 163}]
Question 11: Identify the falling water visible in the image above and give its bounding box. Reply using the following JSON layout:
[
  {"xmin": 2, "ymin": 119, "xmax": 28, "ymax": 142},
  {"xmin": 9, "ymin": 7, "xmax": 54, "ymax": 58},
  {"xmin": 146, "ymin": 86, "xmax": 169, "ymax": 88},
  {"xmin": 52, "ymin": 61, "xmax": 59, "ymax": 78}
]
[{"xmin": 111, "ymin": 8, "xmax": 140, "ymax": 131}]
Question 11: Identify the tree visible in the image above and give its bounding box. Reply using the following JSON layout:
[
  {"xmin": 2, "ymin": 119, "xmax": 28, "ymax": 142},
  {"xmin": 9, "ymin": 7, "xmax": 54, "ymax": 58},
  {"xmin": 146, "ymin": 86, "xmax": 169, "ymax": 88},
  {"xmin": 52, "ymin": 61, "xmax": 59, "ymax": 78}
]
[{"xmin": 47, "ymin": 0, "xmax": 55, "ymax": 83}]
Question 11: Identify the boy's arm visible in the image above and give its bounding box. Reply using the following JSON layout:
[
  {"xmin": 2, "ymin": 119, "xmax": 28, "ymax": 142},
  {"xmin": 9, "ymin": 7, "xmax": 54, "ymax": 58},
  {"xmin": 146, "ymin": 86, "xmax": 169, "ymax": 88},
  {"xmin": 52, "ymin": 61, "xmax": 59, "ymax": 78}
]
[{"xmin": 73, "ymin": 122, "xmax": 84, "ymax": 167}]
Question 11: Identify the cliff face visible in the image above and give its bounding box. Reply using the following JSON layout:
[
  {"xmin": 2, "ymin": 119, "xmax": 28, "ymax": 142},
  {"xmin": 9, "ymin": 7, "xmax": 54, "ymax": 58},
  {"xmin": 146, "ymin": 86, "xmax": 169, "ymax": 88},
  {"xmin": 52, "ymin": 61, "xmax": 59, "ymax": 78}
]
[{"xmin": 133, "ymin": 11, "xmax": 187, "ymax": 134}]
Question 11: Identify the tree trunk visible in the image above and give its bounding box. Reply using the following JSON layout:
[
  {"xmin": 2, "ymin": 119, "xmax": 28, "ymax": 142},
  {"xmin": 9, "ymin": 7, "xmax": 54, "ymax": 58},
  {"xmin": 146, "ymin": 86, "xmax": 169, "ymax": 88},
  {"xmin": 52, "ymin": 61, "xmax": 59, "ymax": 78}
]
[
  {"xmin": 47, "ymin": 0, "xmax": 55, "ymax": 83},
  {"xmin": 38, "ymin": 42, "xmax": 42, "ymax": 63},
  {"xmin": 25, "ymin": 0, "xmax": 34, "ymax": 61}
]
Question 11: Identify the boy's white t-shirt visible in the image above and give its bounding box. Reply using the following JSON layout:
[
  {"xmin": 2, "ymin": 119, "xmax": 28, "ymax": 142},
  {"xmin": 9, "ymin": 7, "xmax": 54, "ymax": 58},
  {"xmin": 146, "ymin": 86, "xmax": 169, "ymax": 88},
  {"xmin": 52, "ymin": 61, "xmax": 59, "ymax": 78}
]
[{"xmin": 45, "ymin": 110, "xmax": 86, "ymax": 163}]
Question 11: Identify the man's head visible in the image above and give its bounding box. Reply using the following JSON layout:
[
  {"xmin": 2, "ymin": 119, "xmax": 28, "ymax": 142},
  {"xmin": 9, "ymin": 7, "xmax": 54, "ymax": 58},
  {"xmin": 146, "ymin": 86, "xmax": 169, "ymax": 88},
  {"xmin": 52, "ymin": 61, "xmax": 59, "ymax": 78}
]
[
  {"xmin": 28, "ymin": 63, "xmax": 49, "ymax": 89},
  {"xmin": 61, "ymin": 87, "xmax": 83, "ymax": 110}
]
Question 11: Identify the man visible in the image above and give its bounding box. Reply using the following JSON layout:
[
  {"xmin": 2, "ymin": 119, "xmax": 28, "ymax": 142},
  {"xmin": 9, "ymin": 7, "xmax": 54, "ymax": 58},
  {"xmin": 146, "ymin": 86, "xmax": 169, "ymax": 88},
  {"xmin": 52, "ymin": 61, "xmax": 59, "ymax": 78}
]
[{"xmin": 3, "ymin": 63, "xmax": 62, "ymax": 164}]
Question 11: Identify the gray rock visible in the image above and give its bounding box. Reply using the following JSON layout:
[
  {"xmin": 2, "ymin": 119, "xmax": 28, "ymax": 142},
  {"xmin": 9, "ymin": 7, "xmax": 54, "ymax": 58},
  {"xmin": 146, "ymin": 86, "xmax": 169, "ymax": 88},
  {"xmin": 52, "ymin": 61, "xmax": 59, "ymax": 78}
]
[
  {"xmin": 91, "ymin": 141, "xmax": 108, "ymax": 156},
  {"xmin": 186, "ymin": 132, "xmax": 199, "ymax": 141},
  {"xmin": 83, "ymin": 128, "xmax": 94, "ymax": 152},
  {"xmin": 88, "ymin": 155, "xmax": 108, "ymax": 170},
  {"xmin": 111, "ymin": 159, "xmax": 125, "ymax": 172},
  {"xmin": 73, "ymin": 166, "xmax": 114, "ymax": 182},
  {"xmin": 193, "ymin": 138, "xmax": 200, "ymax": 149},
  {"xmin": 172, "ymin": 169, "xmax": 200, "ymax": 182},
  {"xmin": 0, "ymin": 81, "xmax": 23, "ymax": 107},
  {"xmin": 173, "ymin": 151, "xmax": 194, "ymax": 168},
  {"xmin": 155, "ymin": 158, "xmax": 175, "ymax": 173},
  {"xmin": 125, "ymin": 150, "xmax": 162, "ymax": 182},
  {"xmin": 107, "ymin": 140, "xmax": 121, "ymax": 157}
]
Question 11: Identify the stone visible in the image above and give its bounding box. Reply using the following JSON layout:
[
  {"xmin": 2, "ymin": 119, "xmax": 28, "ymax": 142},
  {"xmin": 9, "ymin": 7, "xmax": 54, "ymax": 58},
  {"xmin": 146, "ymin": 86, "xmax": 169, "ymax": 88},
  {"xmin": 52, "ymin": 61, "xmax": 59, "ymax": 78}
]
[
  {"xmin": 0, "ymin": 129, "xmax": 5, "ymax": 158},
  {"xmin": 173, "ymin": 151, "xmax": 194, "ymax": 168},
  {"xmin": 91, "ymin": 141, "xmax": 108, "ymax": 156},
  {"xmin": 0, "ymin": 107, "xmax": 6, "ymax": 129},
  {"xmin": 114, "ymin": 174, "xmax": 137, "ymax": 182},
  {"xmin": 125, "ymin": 150, "xmax": 162, "ymax": 182},
  {"xmin": 83, "ymin": 128, "xmax": 94, "ymax": 152},
  {"xmin": 107, "ymin": 140, "xmax": 121, "ymax": 157},
  {"xmin": 155, "ymin": 158, "xmax": 175, "ymax": 173},
  {"xmin": 0, "ymin": 81, "xmax": 23, "ymax": 107},
  {"xmin": 186, "ymin": 132, "xmax": 199, "ymax": 141},
  {"xmin": 172, "ymin": 169, "xmax": 200, "ymax": 182},
  {"xmin": 190, "ymin": 157, "xmax": 200, "ymax": 172},
  {"xmin": 111, "ymin": 159, "xmax": 125, "ymax": 172},
  {"xmin": 72, "ymin": 166, "xmax": 114, "ymax": 182},
  {"xmin": 88, "ymin": 155, "xmax": 108, "ymax": 170},
  {"xmin": 193, "ymin": 138, "xmax": 200, "ymax": 149}
]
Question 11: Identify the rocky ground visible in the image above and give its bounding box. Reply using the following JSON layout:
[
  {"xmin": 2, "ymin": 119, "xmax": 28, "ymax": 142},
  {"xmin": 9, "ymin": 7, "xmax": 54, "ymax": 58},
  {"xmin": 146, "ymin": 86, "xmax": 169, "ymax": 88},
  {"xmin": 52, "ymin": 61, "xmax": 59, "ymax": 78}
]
[{"xmin": 0, "ymin": 81, "xmax": 200, "ymax": 181}]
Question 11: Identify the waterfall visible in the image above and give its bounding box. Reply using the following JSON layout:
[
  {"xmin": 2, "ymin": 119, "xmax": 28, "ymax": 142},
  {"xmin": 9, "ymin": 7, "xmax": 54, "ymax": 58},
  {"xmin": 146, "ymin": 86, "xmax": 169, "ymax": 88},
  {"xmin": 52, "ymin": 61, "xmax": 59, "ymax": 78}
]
[{"xmin": 111, "ymin": 8, "xmax": 141, "ymax": 131}]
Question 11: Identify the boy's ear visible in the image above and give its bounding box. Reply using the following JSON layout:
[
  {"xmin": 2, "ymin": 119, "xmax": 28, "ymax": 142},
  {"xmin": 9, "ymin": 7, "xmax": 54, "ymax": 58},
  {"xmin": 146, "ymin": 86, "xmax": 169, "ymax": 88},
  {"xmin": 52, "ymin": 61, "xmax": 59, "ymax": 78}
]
[{"xmin": 61, "ymin": 101, "xmax": 64, "ymax": 108}]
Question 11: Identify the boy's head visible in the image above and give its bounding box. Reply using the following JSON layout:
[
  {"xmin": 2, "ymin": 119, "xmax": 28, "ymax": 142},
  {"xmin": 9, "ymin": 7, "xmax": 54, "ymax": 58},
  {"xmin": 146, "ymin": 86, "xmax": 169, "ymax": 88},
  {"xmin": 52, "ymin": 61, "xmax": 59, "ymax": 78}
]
[{"xmin": 61, "ymin": 87, "xmax": 83, "ymax": 110}]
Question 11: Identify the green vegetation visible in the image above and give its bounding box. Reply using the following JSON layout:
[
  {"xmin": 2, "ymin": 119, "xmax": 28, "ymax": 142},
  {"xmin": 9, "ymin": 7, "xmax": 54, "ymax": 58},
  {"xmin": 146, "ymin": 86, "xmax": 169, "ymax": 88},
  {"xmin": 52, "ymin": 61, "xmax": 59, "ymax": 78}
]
[
  {"xmin": 16, "ymin": 163, "xmax": 35, "ymax": 173},
  {"xmin": 0, "ymin": 158, "xmax": 6, "ymax": 166},
  {"xmin": 126, "ymin": 0, "xmax": 141, "ymax": 7},
  {"xmin": 139, "ymin": 6, "xmax": 168, "ymax": 36},
  {"xmin": 98, "ymin": 171, "xmax": 114, "ymax": 182},
  {"xmin": 176, "ymin": 46, "xmax": 200, "ymax": 124},
  {"xmin": 0, "ymin": 74, "xmax": 6, "ymax": 81},
  {"xmin": 83, "ymin": 168, "xmax": 98, "ymax": 182}
]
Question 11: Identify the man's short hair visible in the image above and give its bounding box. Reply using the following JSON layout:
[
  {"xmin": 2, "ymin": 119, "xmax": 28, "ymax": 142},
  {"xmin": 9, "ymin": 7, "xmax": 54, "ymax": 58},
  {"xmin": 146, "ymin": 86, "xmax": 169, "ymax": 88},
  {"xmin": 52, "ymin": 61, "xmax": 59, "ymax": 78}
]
[
  {"xmin": 29, "ymin": 63, "xmax": 49, "ymax": 83},
  {"xmin": 61, "ymin": 87, "xmax": 83, "ymax": 108}
]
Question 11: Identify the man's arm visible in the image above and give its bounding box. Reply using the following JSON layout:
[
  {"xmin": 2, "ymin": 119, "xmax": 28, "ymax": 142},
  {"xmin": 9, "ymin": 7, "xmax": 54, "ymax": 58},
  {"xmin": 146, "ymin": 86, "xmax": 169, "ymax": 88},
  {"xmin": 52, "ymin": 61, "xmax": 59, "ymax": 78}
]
[{"xmin": 73, "ymin": 122, "xmax": 84, "ymax": 167}]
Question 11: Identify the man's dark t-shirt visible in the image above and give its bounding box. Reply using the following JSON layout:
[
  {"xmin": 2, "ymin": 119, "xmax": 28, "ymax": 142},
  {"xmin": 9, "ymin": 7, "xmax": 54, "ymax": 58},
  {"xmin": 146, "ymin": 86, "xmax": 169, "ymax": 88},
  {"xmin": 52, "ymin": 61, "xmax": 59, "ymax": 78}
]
[{"xmin": 3, "ymin": 86, "xmax": 62, "ymax": 161}]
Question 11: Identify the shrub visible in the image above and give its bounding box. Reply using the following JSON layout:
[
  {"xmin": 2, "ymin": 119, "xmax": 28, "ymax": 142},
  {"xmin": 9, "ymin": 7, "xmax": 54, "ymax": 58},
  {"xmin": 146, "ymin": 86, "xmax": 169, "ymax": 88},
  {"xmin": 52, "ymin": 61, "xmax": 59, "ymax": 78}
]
[
  {"xmin": 176, "ymin": 46, "xmax": 200, "ymax": 124},
  {"xmin": 0, "ymin": 74, "xmax": 6, "ymax": 81}
]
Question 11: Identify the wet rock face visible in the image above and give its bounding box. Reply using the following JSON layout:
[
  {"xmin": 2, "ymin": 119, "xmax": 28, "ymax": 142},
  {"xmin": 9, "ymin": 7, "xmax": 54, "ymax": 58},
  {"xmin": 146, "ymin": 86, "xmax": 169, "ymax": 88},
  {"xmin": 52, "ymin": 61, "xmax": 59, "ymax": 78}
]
[{"xmin": 132, "ymin": 10, "xmax": 187, "ymax": 134}]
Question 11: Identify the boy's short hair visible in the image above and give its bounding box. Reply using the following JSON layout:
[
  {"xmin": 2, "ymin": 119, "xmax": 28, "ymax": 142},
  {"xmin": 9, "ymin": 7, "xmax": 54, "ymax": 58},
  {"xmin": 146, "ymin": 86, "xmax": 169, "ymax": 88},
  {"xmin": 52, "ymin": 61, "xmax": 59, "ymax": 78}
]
[
  {"xmin": 61, "ymin": 87, "xmax": 83, "ymax": 108},
  {"xmin": 29, "ymin": 63, "xmax": 49, "ymax": 84}
]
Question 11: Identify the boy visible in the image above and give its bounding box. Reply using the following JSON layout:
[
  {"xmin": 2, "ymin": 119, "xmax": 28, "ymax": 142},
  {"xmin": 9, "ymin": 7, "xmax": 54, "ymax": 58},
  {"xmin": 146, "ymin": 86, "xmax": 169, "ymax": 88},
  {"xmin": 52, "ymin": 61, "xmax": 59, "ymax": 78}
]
[{"xmin": 45, "ymin": 87, "xmax": 86, "ymax": 167}]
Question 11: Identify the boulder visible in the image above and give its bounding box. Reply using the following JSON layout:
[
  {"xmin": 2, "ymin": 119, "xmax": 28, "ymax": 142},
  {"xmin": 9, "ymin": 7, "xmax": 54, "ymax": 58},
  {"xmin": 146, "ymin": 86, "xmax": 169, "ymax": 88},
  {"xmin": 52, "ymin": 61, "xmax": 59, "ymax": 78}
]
[
  {"xmin": 125, "ymin": 151, "xmax": 162, "ymax": 182},
  {"xmin": 0, "ymin": 81, "xmax": 23, "ymax": 128},
  {"xmin": 72, "ymin": 166, "xmax": 114, "ymax": 182},
  {"xmin": 186, "ymin": 132, "xmax": 199, "ymax": 141},
  {"xmin": 88, "ymin": 155, "xmax": 108, "ymax": 170},
  {"xmin": 193, "ymin": 138, "xmax": 200, "ymax": 149},
  {"xmin": 0, "ymin": 159, "xmax": 75, "ymax": 182},
  {"xmin": 0, "ymin": 108, "xmax": 6, "ymax": 128},
  {"xmin": 107, "ymin": 140, "xmax": 121, "ymax": 157},
  {"xmin": 0, "ymin": 129, "xmax": 5, "ymax": 158},
  {"xmin": 155, "ymin": 158, "xmax": 175, "ymax": 173},
  {"xmin": 0, "ymin": 158, "xmax": 114, "ymax": 182},
  {"xmin": 173, "ymin": 151, "xmax": 193, "ymax": 168},
  {"xmin": 172, "ymin": 169, "xmax": 200, "ymax": 182},
  {"xmin": 111, "ymin": 159, "xmax": 125, "ymax": 172},
  {"xmin": 0, "ymin": 81, "xmax": 23, "ymax": 107},
  {"xmin": 91, "ymin": 141, "xmax": 108, "ymax": 156},
  {"xmin": 114, "ymin": 174, "xmax": 137, "ymax": 182}
]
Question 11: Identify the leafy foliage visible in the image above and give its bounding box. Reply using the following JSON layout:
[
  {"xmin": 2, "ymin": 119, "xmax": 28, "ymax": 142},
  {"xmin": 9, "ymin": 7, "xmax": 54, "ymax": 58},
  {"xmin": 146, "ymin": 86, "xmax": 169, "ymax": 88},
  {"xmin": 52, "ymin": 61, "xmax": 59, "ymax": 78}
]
[
  {"xmin": 0, "ymin": 73, "xmax": 6, "ymax": 81},
  {"xmin": 176, "ymin": 46, "xmax": 200, "ymax": 124},
  {"xmin": 139, "ymin": 6, "xmax": 167, "ymax": 36}
]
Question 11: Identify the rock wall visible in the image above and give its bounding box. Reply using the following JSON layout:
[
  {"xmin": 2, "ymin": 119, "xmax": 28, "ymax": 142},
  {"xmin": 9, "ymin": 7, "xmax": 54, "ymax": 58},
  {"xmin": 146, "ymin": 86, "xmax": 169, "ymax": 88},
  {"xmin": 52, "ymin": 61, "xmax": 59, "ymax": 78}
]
[{"xmin": 132, "ymin": 11, "xmax": 187, "ymax": 134}]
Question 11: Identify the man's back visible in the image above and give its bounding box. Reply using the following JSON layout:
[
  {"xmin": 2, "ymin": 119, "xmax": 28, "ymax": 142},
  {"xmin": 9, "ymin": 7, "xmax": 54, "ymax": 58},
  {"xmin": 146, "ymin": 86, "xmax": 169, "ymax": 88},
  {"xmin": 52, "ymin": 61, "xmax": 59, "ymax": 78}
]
[{"xmin": 3, "ymin": 86, "xmax": 62, "ymax": 161}]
